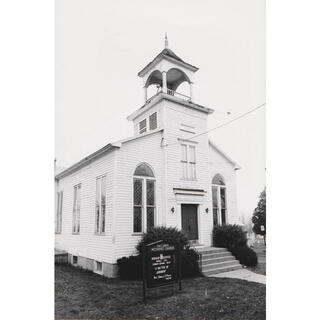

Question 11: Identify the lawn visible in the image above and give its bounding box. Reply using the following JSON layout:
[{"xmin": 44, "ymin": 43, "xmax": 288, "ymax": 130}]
[{"xmin": 55, "ymin": 264, "xmax": 265, "ymax": 320}]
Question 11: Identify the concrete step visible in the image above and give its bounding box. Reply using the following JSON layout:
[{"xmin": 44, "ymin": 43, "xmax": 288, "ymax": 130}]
[
  {"xmin": 201, "ymin": 251, "xmax": 233, "ymax": 259},
  {"xmin": 201, "ymin": 255, "xmax": 235, "ymax": 265},
  {"xmin": 195, "ymin": 247, "xmax": 228, "ymax": 254},
  {"xmin": 203, "ymin": 264, "xmax": 243, "ymax": 276},
  {"xmin": 202, "ymin": 260, "xmax": 240, "ymax": 271}
]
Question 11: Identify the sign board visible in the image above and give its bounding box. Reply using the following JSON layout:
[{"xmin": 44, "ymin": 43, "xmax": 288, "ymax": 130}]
[
  {"xmin": 142, "ymin": 240, "xmax": 182, "ymax": 302},
  {"xmin": 147, "ymin": 244, "xmax": 176, "ymax": 288}
]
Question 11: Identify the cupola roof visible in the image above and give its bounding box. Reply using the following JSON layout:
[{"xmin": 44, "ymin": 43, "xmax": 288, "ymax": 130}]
[{"xmin": 137, "ymin": 47, "xmax": 198, "ymax": 77}]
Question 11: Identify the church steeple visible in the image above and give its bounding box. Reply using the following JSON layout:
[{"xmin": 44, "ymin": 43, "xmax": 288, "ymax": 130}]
[
  {"xmin": 137, "ymin": 38, "xmax": 198, "ymax": 103},
  {"xmin": 165, "ymin": 33, "xmax": 168, "ymax": 48}
]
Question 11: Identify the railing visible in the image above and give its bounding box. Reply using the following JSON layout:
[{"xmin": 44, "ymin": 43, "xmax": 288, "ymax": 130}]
[
  {"xmin": 145, "ymin": 88, "xmax": 191, "ymax": 104},
  {"xmin": 166, "ymin": 89, "xmax": 191, "ymax": 100}
]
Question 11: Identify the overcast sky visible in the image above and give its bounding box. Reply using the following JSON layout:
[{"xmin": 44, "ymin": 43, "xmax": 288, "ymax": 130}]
[{"xmin": 55, "ymin": 0, "xmax": 265, "ymax": 217}]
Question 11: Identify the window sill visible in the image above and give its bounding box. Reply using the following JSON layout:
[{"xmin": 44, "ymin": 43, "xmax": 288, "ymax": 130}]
[
  {"xmin": 72, "ymin": 233, "xmax": 80, "ymax": 235},
  {"xmin": 132, "ymin": 233, "xmax": 143, "ymax": 236},
  {"xmin": 94, "ymin": 233, "xmax": 106, "ymax": 236}
]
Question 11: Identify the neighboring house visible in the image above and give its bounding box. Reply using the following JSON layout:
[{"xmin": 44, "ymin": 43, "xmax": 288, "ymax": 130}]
[{"xmin": 55, "ymin": 39, "xmax": 240, "ymax": 277}]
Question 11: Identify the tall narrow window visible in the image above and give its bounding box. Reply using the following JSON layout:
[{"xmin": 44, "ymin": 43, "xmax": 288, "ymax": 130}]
[
  {"xmin": 72, "ymin": 184, "xmax": 81, "ymax": 234},
  {"xmin": 212, "ymin": 174, "xmax": 227, "ymax": 226},
  {"xmin": 146, "ymin": 179, "xmax": 155, "ymax": 231},
  {"xmin": 95, "ymin": 175, "xmax": 106, "ymax": 234},
  {"xmin": 149, "ymin": 112, "xmax": 157, "ymax": 130},
  {"xmin": 55, "ymin": 191, "xmax": 63, "ymax": 234},
  {"xmin": 133, "ymin": 178, "xmax": 143, "ymax": 233},
  {"xmin": 139, "ymin": 119, "xmax": 147, "ymax": 134},
  {"xmin": 212, "ymin": 186, "xmax": 219, "ymax": 227},
  {"xmin": 181, "ymin": 144, "xmax": 196, "ymax": 180},
  {"xmin": 133, "ymin": 163, "xmax": 156, "ymax": 233}
]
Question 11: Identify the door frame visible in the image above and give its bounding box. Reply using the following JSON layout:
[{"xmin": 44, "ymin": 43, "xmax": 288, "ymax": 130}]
[{"xmin": 179, "ymin": 203, "xmax": 201, "ymax": 242}]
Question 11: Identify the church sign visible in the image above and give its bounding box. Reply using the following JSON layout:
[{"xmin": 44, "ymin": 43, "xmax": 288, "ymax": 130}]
[{"xmin": 142, "ymin": 240, "xmax": 182, "ymax": 302}]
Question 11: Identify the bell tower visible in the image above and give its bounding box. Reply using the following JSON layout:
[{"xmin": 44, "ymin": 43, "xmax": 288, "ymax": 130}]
[
  {"xmin": 127, "ymin": 36, "xmax": 213, "ymax": 136},
  {"xmin": 138, "ymin": 35, "xmax": 198, "ymax": 103}
]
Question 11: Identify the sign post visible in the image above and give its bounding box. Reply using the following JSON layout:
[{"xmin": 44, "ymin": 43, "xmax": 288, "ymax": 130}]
[{"xmin": 142, "ymin": 240, "xmax": 182, "ymax": 303}]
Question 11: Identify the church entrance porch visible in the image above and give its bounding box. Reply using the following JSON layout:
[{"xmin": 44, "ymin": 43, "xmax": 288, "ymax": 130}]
[{"xmin": 181, "ymin": 204, "xmax": 199, "ymax": 242}]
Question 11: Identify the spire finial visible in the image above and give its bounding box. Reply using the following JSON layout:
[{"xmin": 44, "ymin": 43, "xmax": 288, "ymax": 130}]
[{"xmin": 165, "ymin": 33, "xmax": 168, "ymax": 48}]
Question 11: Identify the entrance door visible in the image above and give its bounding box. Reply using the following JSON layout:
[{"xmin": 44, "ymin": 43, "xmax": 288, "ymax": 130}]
[{"xmin": 181, "ymin": 204, "xmax": 198, "ymax": 240}]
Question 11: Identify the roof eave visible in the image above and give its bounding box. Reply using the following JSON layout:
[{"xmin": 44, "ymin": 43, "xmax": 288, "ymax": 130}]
[
  {"xmin": 127, "ymin": 93, "xmax": 214, "ymax": 121},
  {"xmin": 209, "ymin": 140, "xmax": 241, "ymax": 170},
  {"xmin": 55, "ymin": 144, "xmax": 120, "ymax": 180},
  {"xmin": 137, "ymin": 54, "xmax": 198, "ymax": 78}
]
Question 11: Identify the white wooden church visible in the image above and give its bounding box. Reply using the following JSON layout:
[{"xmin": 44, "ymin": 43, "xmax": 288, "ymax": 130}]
[{"xmin": 55, "ymin": 37, "xmax": 241, "ymax": 277}]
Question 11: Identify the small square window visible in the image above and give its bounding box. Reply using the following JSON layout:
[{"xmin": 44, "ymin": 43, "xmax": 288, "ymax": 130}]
[
  {"xmin": 94, "ymin": 261, "xmax": 103, "ymax": 274},
  {"xmin": 72, "ymin": 256, "xmax": 78, "ymax": 265}
]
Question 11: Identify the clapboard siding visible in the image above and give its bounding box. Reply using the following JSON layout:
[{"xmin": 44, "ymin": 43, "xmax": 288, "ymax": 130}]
[
  {"xmin": 163, "ymin": 102, "xmax": 213, "ymax": 246},
  {"xmin": 55, "ymin": 151, "xmax": 116, "ymax": 264},
  {"xmin": 114, "ymin": 131, "xmax": 164, "ymax": 258}
]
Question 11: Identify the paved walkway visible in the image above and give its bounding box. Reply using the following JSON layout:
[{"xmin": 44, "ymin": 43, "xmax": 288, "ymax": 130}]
[{"xmin": 210, "ymin": 268, "xmax": 266, "ymax": 284}]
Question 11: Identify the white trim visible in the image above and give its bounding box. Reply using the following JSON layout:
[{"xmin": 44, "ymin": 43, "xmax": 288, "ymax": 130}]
[
  {"xmin": 177, "ymin": 138, "xmax": 198, "ymax": 144},
  {"xmin": 209, "ymin": 140, "xmax": 241, "ymax": 170},
  {"xmin": 126, "ymin": 93, "xmax": 213, "ymax": 121},
  {"xmin": 173, "ymin": 188, "xmax": 206, "ymax": 196}
]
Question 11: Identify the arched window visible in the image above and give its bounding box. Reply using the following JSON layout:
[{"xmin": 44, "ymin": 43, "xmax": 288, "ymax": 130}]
[
  {"xmin": 134, "ymin": 163, "xmax": 155, "ymax": 177},
  {"xmin": 133, "ymin": 163, "xmax": 156, "ymax": 233},
  {"xmin": 212, "ymin": 174, "xmax": 227, "ymax": 226},
  {"xmin": 212, "ymin": 174, "xmax": 225, "ymax": 186}
]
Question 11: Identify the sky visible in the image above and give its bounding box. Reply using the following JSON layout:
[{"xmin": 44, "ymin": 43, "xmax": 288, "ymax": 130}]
[{"xmin": 55, "ymin": 0, "xmax": 265, "ymax": 217}]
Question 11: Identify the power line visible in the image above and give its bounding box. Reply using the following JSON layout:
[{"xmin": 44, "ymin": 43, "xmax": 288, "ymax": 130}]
[{"xmin": 164, "ymin": 102, "xmax": 266, "ymax": 147}]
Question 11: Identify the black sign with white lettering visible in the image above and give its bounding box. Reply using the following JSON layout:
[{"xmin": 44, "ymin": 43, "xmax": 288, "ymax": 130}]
[
  {"xmin": 147, "ymin": 244, "xmax": 176, "ymax": 288},
  {"xmin": 142, "ymin": 240, "xmax": 182, "ymax": 302}
]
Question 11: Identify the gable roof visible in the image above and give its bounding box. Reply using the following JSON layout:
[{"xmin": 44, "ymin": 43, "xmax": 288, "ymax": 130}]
[
  {"xmin": 55, "ymin": 129, "xmax": 163, "ymax": 180},
  {"xmin": 138, "ymin": 48, "xmax": 199, "ymax": 77},
  {"xmin": 209, "ymin": 140, "xmax": 241, "ymax": 170}
]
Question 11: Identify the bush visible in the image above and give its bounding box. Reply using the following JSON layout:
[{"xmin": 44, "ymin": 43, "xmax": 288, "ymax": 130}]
[
  {"xmin": 117, "ymin": 227, "xmax": 199, "ymax": 280},
  {"xmin": 180, "ymin": 248, "xmax": 200, "ymax": 278},
  {"xmin": 117, "ymin": 248, "xmax": 200, "ymax": 280},
  {"xmin": 136, "ymin": 226, "xmax": 189, "ymax": 255},
  {"xmin": 212, "ymin": 224, "xmax": 247, "ymax": 249},
  {"xmin": 117, "ymin": 255, "xmax": 142, "ymax": 280},
  {"xmin": 230, "ymin": 245, "xmax": 258, "ymax": 267}
]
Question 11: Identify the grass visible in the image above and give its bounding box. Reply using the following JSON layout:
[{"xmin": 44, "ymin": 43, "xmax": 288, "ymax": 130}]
[
  {"xmin": 248, "ymin": 243, "xmax": 266, "ymax": 276},
  {"xmin": 55, "ymin": 264, "xmax": 265, "ymax": 320}
]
